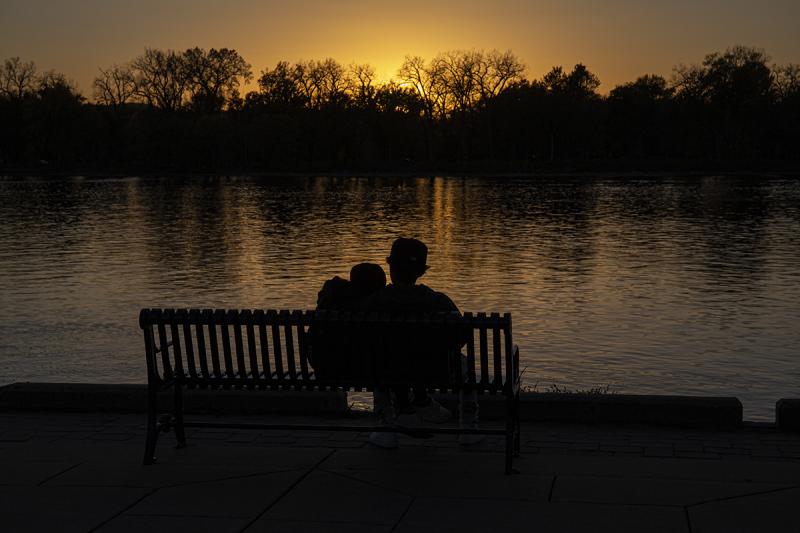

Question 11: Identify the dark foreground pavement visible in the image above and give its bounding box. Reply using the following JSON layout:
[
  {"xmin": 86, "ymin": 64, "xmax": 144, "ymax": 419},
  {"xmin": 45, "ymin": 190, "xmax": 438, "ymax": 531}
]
[{"xmin": 1, "ymin": 411, "xmax": 799, "ymax": 533}]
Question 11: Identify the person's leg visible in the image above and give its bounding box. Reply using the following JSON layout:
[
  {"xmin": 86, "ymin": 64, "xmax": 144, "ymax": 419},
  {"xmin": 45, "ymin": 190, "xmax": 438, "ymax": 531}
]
[
  {"xmin": 458, "ymin": 354, "xmax": 483, "ymax": 445},
  {"xmin": 393, "ymin": 386, "xmax": 413, "ymax": 411},
  {"xmin": 373, "ymin": 386, "xmax": 397, "ymax": 423},
  {"xmin": 369, "ymin": 386, "xmax": 399, "ymax": 448},
  {"xmin": 413, "ymin": 384, "xmax": 452, "ymax": 423},
  {"xmin": 410, "ymin": 386, "xmax": 429, "ymax": 406},
  {"xmin": 459, "ymin": 388, "xmax": 479, "ymax": 424}
]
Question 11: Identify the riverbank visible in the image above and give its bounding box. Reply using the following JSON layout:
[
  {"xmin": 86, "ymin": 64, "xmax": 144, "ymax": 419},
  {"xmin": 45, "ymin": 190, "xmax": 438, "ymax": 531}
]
[
  {"xmin": 2, "ymin": 166, "xmax": 799, "ymax": 180},
  {"xmin": 2, "ymin": 382, "xmax": 798, "ymax": 430}
]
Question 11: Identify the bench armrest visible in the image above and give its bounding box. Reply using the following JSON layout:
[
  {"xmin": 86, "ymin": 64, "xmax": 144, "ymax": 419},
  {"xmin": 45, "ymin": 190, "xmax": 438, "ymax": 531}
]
[{"xmin": 511, "ymin": 344, "xmax": 521, "ymax": 393}]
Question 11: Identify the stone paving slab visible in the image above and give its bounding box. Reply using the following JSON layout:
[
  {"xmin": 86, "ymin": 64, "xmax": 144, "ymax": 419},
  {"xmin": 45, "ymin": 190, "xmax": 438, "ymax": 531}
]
[
  {"xmin": 0, "ymin": 460, "xmax": 80, "ymax": 486},
  {"xmin": 127, "ymin": 471, "xmax": 306, "ymax": 518},
  {"xmin": 551, "ymin": 475, "xmax": 790, "ymax": 506},
  {"xmin": 263, "ymin": 470, "xmax": 412, "ymax": 525},
  {"xmin": 320, "ymin": 446, "xmax": 513, "ymax": 474},
  {"xmin": 96, "ymin": 515, "xmax": 249, "ymax": 533},
  {"xmin": 394, "ymin": 498, "xmax": 689, "ymax": 533},
  {"xmin": 47, "ymin": 452, "xmax": 325, "ymax": 488},
  {"xmin": 0, "ymin": 441, "xmax": 145, "ymax": 464},
  {"xmin": 524, "ymin": 453, "xmax": 800, "ymax": 484},
  {"xmin": 0, "ymin": 486, "xmax": 150, "ymax": 533},
  {"xmin": 1, "ymin": 411, "xmax": 799, "ymax": 533},
  {"xmin": 245, "ymin": 519, "xmax": 393, "ymax": 532},
  {"xmin": 323, "ymin": 467, "xmax": 553, "ymax": 501},
  {"xmin": 688, "ymin": 487, "xmax": 800, "ymax": 533}
]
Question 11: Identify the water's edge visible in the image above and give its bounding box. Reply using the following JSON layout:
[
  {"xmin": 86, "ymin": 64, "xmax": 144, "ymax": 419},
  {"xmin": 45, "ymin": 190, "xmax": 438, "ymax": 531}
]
[{"xmin": 0, "ymin": 382, "xmax": 759, "ymax": 427}]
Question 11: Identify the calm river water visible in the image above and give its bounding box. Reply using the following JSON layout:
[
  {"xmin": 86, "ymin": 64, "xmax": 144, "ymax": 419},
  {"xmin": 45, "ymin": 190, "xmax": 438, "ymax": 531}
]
[{"xmin": 1, "ymin": 175, "xmax": 798, "ymax": 420}]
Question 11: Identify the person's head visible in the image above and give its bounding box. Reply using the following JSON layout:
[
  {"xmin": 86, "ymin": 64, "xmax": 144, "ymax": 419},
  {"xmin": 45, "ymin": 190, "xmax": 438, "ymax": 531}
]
[
  {"xmin": 349, "ymin": 262, "xmax": 387, "ymax": 297},
  {"xmin": 386, "ymin": 237, "xmax": 429, "ymax": 285}
]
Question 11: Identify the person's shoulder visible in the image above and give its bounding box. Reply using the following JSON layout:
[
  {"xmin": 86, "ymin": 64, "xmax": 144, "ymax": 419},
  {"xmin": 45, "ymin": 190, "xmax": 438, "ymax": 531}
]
[
  {"xmin": 362, "ymin": 284, "xmax": 396, "ymax": 306},
  {"xmin": 362, "ymin": 284, "xmax": 422, "ymax": 312},
  {"xmin": 416, "ymin": 284, "xmax": 459, "ymax": 313},
  {"xmin": 320, "ymin": 276, "xmax": 349, "ymax": 294},
  {"xmin": 412, "ymin": 283, "xmax": 438, "ymax": 300},
  {"xmin": 328, "ymin": 276, "xmax": 348, "ymax": 285},
  {"xmin": 362, "ymin": 284, "xmax": 458, "ymax": 313}
]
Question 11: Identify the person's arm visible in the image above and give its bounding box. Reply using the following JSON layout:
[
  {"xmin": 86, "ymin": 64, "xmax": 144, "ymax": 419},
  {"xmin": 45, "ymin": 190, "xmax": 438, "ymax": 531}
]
[
  {"xmin": 431, "ymin": 290, "xmax": 460, "ymax": 315},
  {"xmin": 433, "ymin": 291, "xmax": 469, "ymax": 350}
]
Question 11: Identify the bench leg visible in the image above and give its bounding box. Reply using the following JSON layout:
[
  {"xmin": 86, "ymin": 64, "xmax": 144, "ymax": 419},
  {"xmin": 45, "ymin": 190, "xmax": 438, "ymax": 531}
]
[
  {"xmin": 505, "ymin": 393, "xmax": 514, "ymax": 475},
  {"xmin": 173, "ymin": 384, "xmax": 187, "ymax": 449},
  {"xmin": 514, "ymin": 390, "xmax": 521, "ymax": 457},
  {"xmin": 143, "ymin": 383, "xmax": 159, "ymax": 465}
]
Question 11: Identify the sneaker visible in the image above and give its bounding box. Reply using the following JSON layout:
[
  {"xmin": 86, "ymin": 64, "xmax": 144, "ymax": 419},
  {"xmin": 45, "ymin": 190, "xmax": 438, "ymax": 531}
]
[
  {"xmin": 368, "ymin": 430, "xmax": 399, "ymax": 449},
  {"xmin": 414, "ymin": 398, "xmax": 452, "ymax": 424},
  {"xmin": 395, "ymin": 409, "xmax": 420, "ymax": 428},
  {"xmin": 394, "ymin": 410, "xmax": 434, "ymax": 439}
]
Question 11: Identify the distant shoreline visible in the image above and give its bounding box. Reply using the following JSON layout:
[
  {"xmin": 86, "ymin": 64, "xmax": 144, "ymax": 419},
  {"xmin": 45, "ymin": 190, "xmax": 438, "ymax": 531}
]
[{"xmin": 2, "ymin": 166, "xmax": 799, "ymax": 180}]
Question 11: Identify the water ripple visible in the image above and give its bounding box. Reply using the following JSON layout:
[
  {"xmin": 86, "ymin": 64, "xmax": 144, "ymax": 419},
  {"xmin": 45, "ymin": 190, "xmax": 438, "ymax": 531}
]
[{"xmin": 1, "ymin": 175, "xmax": 799, "ymax": 420}]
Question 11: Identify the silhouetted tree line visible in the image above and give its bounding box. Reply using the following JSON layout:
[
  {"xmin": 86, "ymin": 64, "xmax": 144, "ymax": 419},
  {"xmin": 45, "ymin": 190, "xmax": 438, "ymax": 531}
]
[{"xmin": 1, "ymin": 45, "xmax": 798, "ymax": 171}]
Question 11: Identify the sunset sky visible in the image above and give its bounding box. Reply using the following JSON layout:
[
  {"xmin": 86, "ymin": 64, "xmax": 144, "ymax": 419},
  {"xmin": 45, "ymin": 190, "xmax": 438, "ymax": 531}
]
[{"xmin": 2, "ymin": 0, "xmax": 798, "ymax": 96}]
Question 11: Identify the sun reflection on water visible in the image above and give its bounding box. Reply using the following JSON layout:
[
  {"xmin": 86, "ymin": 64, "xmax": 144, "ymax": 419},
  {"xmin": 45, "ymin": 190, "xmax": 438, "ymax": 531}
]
[{"xmin": 1, "ymin": 174, "xmax": 799, "ymax": 420}]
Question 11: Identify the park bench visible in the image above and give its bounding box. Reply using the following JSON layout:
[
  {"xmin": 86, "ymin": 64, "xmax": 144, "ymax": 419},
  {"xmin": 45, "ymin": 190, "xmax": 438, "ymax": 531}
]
[{"xmin": 139, "ymin": 308, "xmax": 521, "ymax": 474}]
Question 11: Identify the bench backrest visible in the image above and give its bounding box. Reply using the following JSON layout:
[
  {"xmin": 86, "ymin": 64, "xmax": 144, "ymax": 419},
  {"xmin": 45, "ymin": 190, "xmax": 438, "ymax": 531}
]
[{"xmin": 139, "ymin": 308, "xmax": 516, "ymax": 393}]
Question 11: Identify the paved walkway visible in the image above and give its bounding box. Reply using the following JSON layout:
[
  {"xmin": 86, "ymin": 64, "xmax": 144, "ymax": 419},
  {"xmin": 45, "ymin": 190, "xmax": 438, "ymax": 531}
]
[{"xmin": 1, "ymin": 411, "xmax": 799, "ymax": 532}]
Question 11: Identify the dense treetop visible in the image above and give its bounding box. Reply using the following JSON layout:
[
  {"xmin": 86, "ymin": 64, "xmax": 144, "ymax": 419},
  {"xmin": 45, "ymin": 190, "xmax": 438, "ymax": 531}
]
[{"xmin": 1, "ymin": 46, "xmax": 798, "ymax": 170}]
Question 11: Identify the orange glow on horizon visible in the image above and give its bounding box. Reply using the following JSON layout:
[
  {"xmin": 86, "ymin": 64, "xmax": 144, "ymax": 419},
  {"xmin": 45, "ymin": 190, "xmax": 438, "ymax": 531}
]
[{"xmin": 1, "ymin": 0, "xmax": 798, "ymax": 96}]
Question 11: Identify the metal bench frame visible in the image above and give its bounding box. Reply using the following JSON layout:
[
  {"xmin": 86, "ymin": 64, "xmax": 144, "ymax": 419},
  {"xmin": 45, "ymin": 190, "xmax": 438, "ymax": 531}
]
[{"xmin": 139, "ymin": 308, "xmax": 521, "ymax": 474}]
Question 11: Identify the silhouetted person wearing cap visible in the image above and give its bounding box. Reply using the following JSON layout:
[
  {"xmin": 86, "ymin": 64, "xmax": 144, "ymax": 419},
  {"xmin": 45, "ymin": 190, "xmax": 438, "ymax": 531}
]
[
  {"xmin": 365, "ymin": 237, "xmax": 481, "ymax": 448},
  {"xmin": 364, "ymin": 238, "xmax": 459, "ymax": 315}
]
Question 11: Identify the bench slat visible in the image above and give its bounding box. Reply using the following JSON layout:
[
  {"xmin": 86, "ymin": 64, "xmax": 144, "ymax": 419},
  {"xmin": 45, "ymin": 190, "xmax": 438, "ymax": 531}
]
[
  {"xmin": 156, "ymin": 316, "xmax": 173, "ymax": 381},
  {"xmin": 478, "ymin": 312, "xmax": 489, "ymax": 385},
  {"xmin": 180, "ymin": 310, "xmax": 198, "ymax": 380},
  {"xmin": 492, "ymin": 312, "xmax": 502, "ymax": 387},
  {"xmin": 194, "ymin": 310, "xmax": 210, "ymax": 379},
  {"xmin": 207, "ymin": 310, "xmax": 223, "ymax": 378},
  {"xmin": 504, "ymin": 312, "xmax": 515, "ymax": 391},
  {"xmin": 219, "ymin": 310, "xmax": 235, "ymax": 380},
  {"xmin": 243, "ymin": 310, "xmax": 260, "ymax": 381},
  {"xmin": 281, "ymin": 310, "xmax": 297, "ymax": 382},
  {"xmin": 142, "ymin": 319, "xmax": 157, "ymax": 381},
  {"xmin": 268, "ymin": 310, "xmax": 285, "ymax": 380},
  {"xmin": 464, "ymin": 312, "xmax": 477, "ymax": 384},
  {"xmin": 296, "ymin": 310, "xmax": 311, "ymax": 384},
  {"xmin": 167, "ymin": 310, "xmax": 185, "ymax": 380},
  {"xmin": 254, "ymin": 310, "xmax": 272, "ymax": 386},
  {"xmin": 232, "ymin": 311, "xmax": 248, "ymax": 381}
]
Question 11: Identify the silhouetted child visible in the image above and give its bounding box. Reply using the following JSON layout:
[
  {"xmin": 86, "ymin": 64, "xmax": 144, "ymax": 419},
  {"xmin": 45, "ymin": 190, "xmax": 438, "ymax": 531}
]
[
  {"xmin": 310, "ymin": 263, "xmax": 386, "ymax": 374},
  {"xmin": 316, "ymin": 263, "xmax": 387, "ymax": 310}
]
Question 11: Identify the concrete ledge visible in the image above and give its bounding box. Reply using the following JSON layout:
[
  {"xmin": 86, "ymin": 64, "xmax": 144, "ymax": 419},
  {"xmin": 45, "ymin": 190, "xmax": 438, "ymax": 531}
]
[
  {"xmin": 435, "ymin": 392, "xmax": 743, "ymax": 428},
  {"xmin": 0, "ymin": 382, "xmax": 349, "ymax": 416},
  {"xmin": 1, "ymin": 383, "xmax": 744, "ymax": 428},
  {"xmin": 777, "ymin": 399, "xmax": 800, "ymax": 432}
]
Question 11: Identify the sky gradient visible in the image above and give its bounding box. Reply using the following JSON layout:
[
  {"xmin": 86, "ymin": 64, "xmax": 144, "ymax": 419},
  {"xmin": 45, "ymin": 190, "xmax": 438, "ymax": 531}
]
[{"xmin": 1, "ymin": 0, "xmax": 798, "ymax": 96}]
